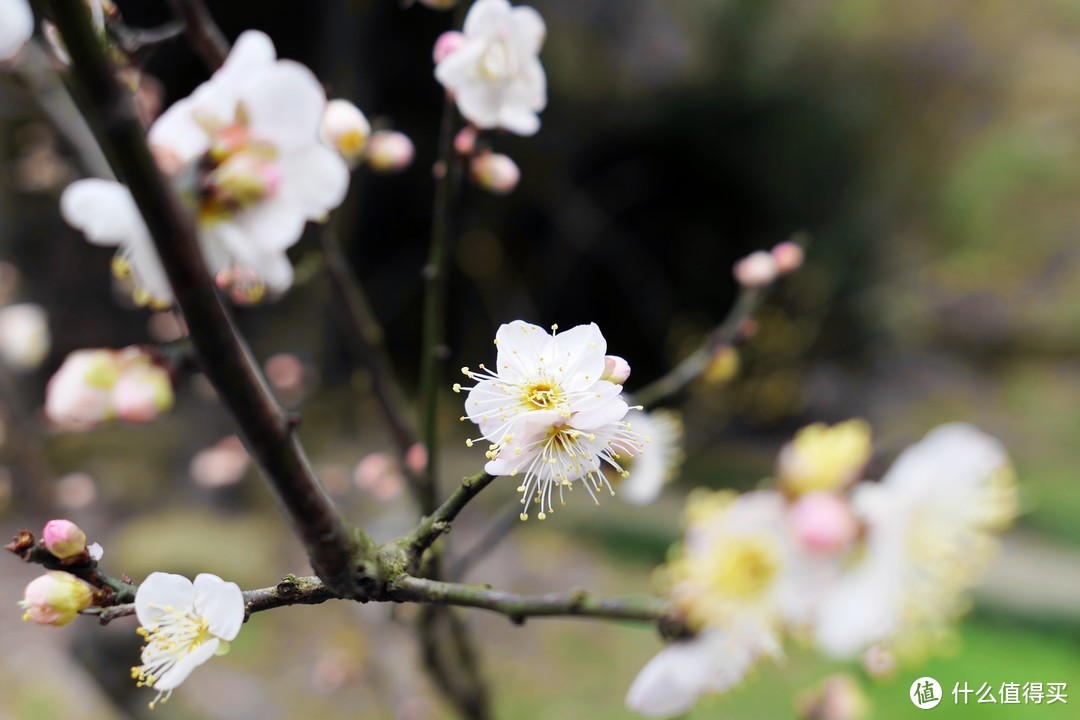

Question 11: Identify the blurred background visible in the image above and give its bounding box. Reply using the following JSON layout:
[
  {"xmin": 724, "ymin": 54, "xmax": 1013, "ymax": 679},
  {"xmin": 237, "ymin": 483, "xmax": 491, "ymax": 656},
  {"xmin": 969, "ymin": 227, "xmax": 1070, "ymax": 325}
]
[{"xmin": 1, "ymin": 0, "xmax": 1079, "ymax": 717}]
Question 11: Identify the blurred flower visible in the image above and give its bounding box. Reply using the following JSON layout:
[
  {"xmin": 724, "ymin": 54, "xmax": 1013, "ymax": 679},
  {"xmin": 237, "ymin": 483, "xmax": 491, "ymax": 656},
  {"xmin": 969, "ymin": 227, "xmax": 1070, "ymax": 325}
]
[
  {"xmin": 454, "ymin": 127, "xmax": 478, "ymax": 157},
  {"xmin": 264, "ymin": 352, "xmax": 310, "ymax": 406},
  {"xmin": 61, "ymin": 31, "xmax": 348, "ymax": 306},
  {"xmin": 55, "ymin": 472, "xmax": 98, "ymax": 509},
  {"xmin": 796, "ymin": 674, "xmax": 869, "ymax": 720},
  {"xmin": 0, "ymin": 0, "xmax": 32, "ymax": 62},
  {"xmin": 435, "ymin": 0, "xmax": 547, "ymax": 136},
  {"xmin": 147, "ymin": 311, "xmax": 187, "ymax": 342},
  {"xmin": 703, "ymin": 345, "xmax": 740, "ymax": 385},
  {"xmin": 0, "ymin": 303, "xmax": 49, "ymax": 370},
  {"xmin": 20, "ymin": 571, "xmax": 95, "ymax": 626},
  {"xmin": 434, "ymin": 30, "xmax": 467, "ymax": 64},
  {"xmin": 321, "ymin": 99, "xmax": 371, "ymax": 168},
  {"xmin": 457, "ymin": 320, "xmax": 641, "ymax": 519},
  {"xmin": 353, "ymin": 452, "xmax": 405, "ymax": 501},
  {"xmin": 771, "ymin": 241, "xmax": 805, "ymax": 275},
  {"xmin": 365, "ymin": 130, "xmax": 414, "ymax": 173},
  {"xmin": 600, "ymin": 355, "xmax": 631, "ymax": 385},
  {"xmin": 616, "ymin": 408, "xmax": 684, "ymax": 506},
  {"xmin": 776, "ymin": 420, "xmax": 872, "ymax": 497},
  {"xmin": 861, "ymin": 644, "xmax": 896, "ymax": 679},
  {"xmin": 132, "ymin": 572, "xmax": 243, "ymax": 708},
  {"xmin": 814, "ymin": 424, "xmax": 1018, "ymax": 659},
  {"xmin": 46, "ymin": 347, "xmax": 174, "ymax": 429},
  {"xmin": 406, "ymin": 442, "xmax": 428, "ymax": 473},
  {"xmin": 190, "ymin": 436, "xmax": 250, "ymax": 488},
  {"xmin": 788, "ymin": 492, "xmax": 858, "ymax": 556},
  {"xmin": 733, "ymin": 250, "xmax": 779, "ymax": 288},
  {"xmin": 471, "ymin": 152, "xmax": 520, "ymax": 194},
  {"xmin": 42, "ymin": 519, "xmax": 87, "ymax": 560}
]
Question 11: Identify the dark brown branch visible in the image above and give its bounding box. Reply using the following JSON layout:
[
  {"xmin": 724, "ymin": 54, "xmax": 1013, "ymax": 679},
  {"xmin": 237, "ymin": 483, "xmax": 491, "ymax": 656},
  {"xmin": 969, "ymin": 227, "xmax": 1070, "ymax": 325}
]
[
  {"xmin": 166, "ymin": 0, "xmax": 229, "ymax": 69},
  {"xmin": 47, "ymin": 0, "xmax": 365, "ymax": 597}
]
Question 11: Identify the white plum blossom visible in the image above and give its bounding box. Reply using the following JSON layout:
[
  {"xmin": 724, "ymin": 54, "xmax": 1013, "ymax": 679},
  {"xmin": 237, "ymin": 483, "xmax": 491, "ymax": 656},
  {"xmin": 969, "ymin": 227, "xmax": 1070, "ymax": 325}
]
[
  {"xmin": 45, "ymin": 347, "xmax": 174, "ymax": 429},
  {"xmin": 61, "ymin": 31, "xmax": 349, "ymax": 306},
  {"xmin": 616, "ymin": 408, "xmax": 684, "ymax": 506},
  {"xmin": 814, "ymin": 423, "xmax": 1018, "ymax": 660},
  {"xmin": 321, "ymin": 99, "xmax": 371, "ymax": 168},
  {"xmin": 132, "ymin": 572, "xmax": 244, "ymax": 708},
  {"xmin": 0, "ymin": 0, "xmax": 33, "ymax": 62},
  {"xmin": 457, "ymin": 321, "xmax": 641, "ymax": 518},
  {"xmin": 0, "ymin": 303, "xmax": 50, "ymax": 370},
  {"xmin": 434, "ymin": 0, "xmax": 547, "ymax": 136}
]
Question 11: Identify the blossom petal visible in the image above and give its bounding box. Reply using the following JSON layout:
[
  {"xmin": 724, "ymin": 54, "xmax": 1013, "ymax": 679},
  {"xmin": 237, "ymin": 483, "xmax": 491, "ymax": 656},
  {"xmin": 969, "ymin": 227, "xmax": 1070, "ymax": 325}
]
[
  {"xmin": 135, "ymin": 572, "xmax": 195, "ymax": 626},
  {"xmin": 148, "ymin": 96, "xmax": 210, "ymax": 162},
  {"xmin": 276, "ymin": 144, "xmax": 350, "ymax": 221},
  {"xmin": 625, "ymin": 634, "xmax": 724, "ymax": 717},
  {"xmin": 244, "ymin": 61, "xmax": 326, "ymax": 151},
  {"xmin": 463, "ymin": 0, "xmax": 512, "ymax": 37},
  {"xmin": 880, "ymin": 423, "xmax": 1008, "ymax": 499},
  {"xmin": 511, "ymin": 6, "xmax": 546, "ymax": 56},
  {"xmin": 60, "ymin": 179, "xmax": 147, "ymax": 248},
  {"xmin": 152, "ymin": 637, "xmax": 219, "ymax": 691},
  {"xmin": 193, "ymin": 573, "xmax": 244, "ymax": 641},
  {"xmin": 495, "ymin": 320, "xmax": 552, "ymax": 380},
  {"xmin": 234, "ymin": 201, "xmax": 308, "ymax": 255},
  {"xmin": 550, "ymin": 323, "xmax": 606, "ymax": 387},
  {"xmin": 0, "ymin": 0, "xmax": 33, "ymax": 62}
]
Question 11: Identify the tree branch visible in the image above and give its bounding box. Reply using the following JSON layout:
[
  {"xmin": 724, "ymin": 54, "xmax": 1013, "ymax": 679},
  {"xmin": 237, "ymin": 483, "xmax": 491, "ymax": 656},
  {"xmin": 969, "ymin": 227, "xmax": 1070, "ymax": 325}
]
[
  {"xmin": 408, "ymin": 471, "xmax": 496, "ymax": 559},
  {"xmin": 47, "ymin": 0, "xmax": 366, "ymax": 597},
  {"xmin": 166, "ymin": 0, "xmax": 229, "ymax": 69}
]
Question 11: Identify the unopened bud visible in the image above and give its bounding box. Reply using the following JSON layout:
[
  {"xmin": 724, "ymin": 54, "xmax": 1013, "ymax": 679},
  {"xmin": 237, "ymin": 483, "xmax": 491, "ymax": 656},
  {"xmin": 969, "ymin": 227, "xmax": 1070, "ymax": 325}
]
[
  {"xmin": 771, "ymin": 241, "xmax": 805, "ymax": 274},
  {"xmin": 433, "ymin": 30, "xmax": 466, "ymax": 63},
  {"xmin": 733, "ymin": 250, "xmax": 779, "ymax": 288},
  {"xmin": 112, "ymin": 365, "xmax": 174, "ymax": 424},
  {"xmin": 600, "ymin": 355, "xmax": 631, "ymax": 385},
  {"xmin": 20, "ymin": 571, "xmax": 94, "ymax": 626},
  {"xmin": 471, "ymin": 153, "xmax": 520, "ymax": 195},
  {"xmin": 406, "ymin": 443, "xmax": 429, "ymax": 473},
  {"xmin": 788, "ymin": 492, "xmax": 858, "ymax": 555},
  {"xmin": 454, "ymin": 126, "xmax": 478, "ymax": 156},
  {"xmin": 42, "ymin": 519, "xmax": 86, "ymax": 560},
  {"xmin": 0, "ymin": 303, "xmax": 50, "ymax": 371},
  {"xmin": 366, "ymin": 130, "xmax": 415, "ymax": 174},
  {"xmin": 45, "ymin": 350, "xmax": 120, "ymax": 429},
  {"xmin": 321, "ymin": 99, "xmax": 371, "ymax": 168}
]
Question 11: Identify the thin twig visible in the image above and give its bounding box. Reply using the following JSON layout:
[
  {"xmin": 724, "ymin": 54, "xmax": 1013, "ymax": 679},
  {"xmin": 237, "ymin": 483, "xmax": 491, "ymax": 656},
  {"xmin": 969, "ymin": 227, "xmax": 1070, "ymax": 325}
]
[
  {"xmin": 409, "ymin": 471, "xmax": 496, "ymax": 559},
  {"xmin": 166, "ymin": 0, "xmax": 229, "ymax": 69},
  {"xmin": 47, "ymin": 0, "xmax": 366, "ymax": 596}
]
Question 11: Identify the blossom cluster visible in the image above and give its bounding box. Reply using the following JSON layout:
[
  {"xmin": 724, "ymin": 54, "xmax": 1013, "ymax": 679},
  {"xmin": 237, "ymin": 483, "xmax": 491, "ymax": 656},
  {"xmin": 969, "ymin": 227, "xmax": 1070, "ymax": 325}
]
[
  {"xmin": 626, "ymin": 421, "xmax": 1019, "ymax": 717},
  {"xmin": 45, "ymin": 346, "xmax": 174, "ymax": 429}
]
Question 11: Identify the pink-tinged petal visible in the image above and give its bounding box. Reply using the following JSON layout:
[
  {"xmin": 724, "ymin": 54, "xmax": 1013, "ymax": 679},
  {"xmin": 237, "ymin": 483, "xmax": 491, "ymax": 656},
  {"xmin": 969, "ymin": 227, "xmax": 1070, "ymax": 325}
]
[
  {"xmin": 135, "ymin": 572, "xmax": 195, "ymax": 626},
  {"xmin": 463, "ymin": 0, "xmax": 512, "ymax": 37},
  {"xmin": 244, "ymin": 61, "xmax": 326, "ymax": 150},
  {"xmin": 193, "ymin": 573, "xmax": 244, "ymax": 641},
  {"xmin": 152, "ymin": 637, "xmax": 219, "ymax": 691},
  {"xmin": 511, "ymin": 6, "xmax": 546, "ymax": 55},
  {"xmin": 0, "ymin": 0, "xmax": 33, "ymax": 62},
  {"xmin": 60, "ymin": 179, "xmax": 146, "ymax": 248},
  {"xmin": 276, "ymin": 144, "xmax": 350, "ymax": 220}
]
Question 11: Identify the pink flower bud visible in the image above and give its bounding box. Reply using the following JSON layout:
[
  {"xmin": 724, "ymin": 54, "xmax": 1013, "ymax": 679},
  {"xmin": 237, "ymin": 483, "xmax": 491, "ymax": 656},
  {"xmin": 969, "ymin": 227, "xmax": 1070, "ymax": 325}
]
[
  {"xmin": 600, "ymin": 355, "xmax": 631, "ymax": 385},
  {"xmin": 20, "ymin": 571, "xmax": 95, "ymax": 626},
  {"xmin": 406, "ymin": 443, "xmax": 429, "ymax": 474},
  {"xmin": 471, "ymin": 152, "xmax": 520, "ymax": 195},
  {"xmin": 733, "ymin": 251, "xmax": 779, "ymax": 288},
  {"xmin": 111, "ymin": 365, "xmax": 173, "ymax": 424},
  {"xmin": 771, "ymin": 241, "xmax": 805, "ymax": 274},
  {"xmin": 42, "ymin": 519, "xmax": 86, "ymax": 560},
  {"xmin": 365, "ymin": 130, "xmax": 414, "ymax": 174},
  {"xmin": 433, "ymin": 30, "xmax": 466, "ymax": 63},
  {"xmin": 45, "ymin": 350, "xmax": 120, "ymax": 429},
  {"xmin": 454, "ymin": 126, "xmax": 478, "ymax": 156},
  {"xmin": 321, "ymin": 99, "xmax": 371, "ymax": 168},
  {"xmin": 789, "ymin": 492, "xmax": 858, "ymax": 555},
  {"xmin": 353, "ymin": 453, "xmax": 404, "ymax": 501}
]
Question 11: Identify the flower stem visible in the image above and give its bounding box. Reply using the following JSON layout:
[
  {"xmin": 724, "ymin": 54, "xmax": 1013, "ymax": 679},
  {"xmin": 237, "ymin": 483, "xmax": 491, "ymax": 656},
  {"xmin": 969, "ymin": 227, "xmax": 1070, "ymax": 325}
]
[
  {"xmin": 166, "ymin": 0, "xmax": 229, "ymax": 69},
  {"xmin": 408, "ymin": 471, "xmax": 496, "ymax": 560},
  {"xmin": 47, "ymin": 0, "xmax": 366, "ymax": 597}
]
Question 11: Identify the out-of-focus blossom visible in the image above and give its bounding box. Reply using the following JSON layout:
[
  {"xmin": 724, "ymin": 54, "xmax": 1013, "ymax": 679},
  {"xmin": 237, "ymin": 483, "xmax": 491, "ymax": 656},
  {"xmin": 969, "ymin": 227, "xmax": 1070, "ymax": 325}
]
[
  {"xmin": 453, "ymin": 125, "xmax": 478, "ymax": 155},
  {"xmin": 788, "ymin": 492, "xmax": 858, "ymax": 556},
  {"xmin": 457, "ymin": 320, "xmax": 641, "ymax": 519},
  {"xmin": 406, "ymin": 443, "xmax": 428, "ymax": 474},
  {"xmin": 190, "ymin": 436, "xmax": 250, "ymax": 488},
  {"xmin": 435, "ymin": 0, "xmax": 547, "ymax": 136},
  {"xmin": 616, "ymin": 408, "xmax": 684, "ymax": 506},
  {"xmin": 703, "ymin": 345, "xmax": 740, "ymax": 385},
  {"xmin": 132, "ymin": 572, "xmax": 243, "ymax": 708},
  {"xmin": 776, "ymin": 420, "xmax": 872, "ymax": 497},
  {"xmin": 0, "ymin": 303, "xmax": 50, "ymax": 370},
  {"xmin": 264, "ymin": 352, "xmax": 311, "ymax": 406},
  {"xmin": 42, "ymin": 519, "xmax": 86, "ymax": 560},
  {"xmin": 434, "ymin": 30, "xmax": 466, "ymax": 64},
  {"xmin": 0, "ymin": 0, "xmax": 33, "ymax": 62},
  {"xmin": 354, "ymin": 452, "xmax": 405, "ymax": 502},
  {"xmin": 147, "ymin": 312, "xmax": 187, "ymax": 343},
  {"xmin": 55, "ymin": 472, "xmax": 97, "ymax": 509},
  {"xmin": 365, "ymin": 130, "xmax": 414, "ymax": 173},
  {"xmin": 20, "ymin": 571, "xmax": 95, "ymax": 626},
  {"xmin": 321, "ymin": 99, "xmax": 371, "ymax": 168},
  {"xmin": 796, "ymin": 674, "xmax": 869, "ymax": 720},
  {"xmin": 814, "ymin": 424, "xmax": 1018, "ymax": 660},
  {"xmin": 772, "ymin": 241, "xmax": 805, "ymax": 275},
  {"xmin": 46, "ymin": 347, "xmax": 173, "ymax": 429},
  {"xmin": 61, "ymin": 31, "xmax": 348, "ymax": 306},
  {"xmin": 471, "ymin": 152, "xmax": 520, "ymax": 194},
  {"xmin": 733, "ymin": 250, "xmax": 779, "ymax": 288}
]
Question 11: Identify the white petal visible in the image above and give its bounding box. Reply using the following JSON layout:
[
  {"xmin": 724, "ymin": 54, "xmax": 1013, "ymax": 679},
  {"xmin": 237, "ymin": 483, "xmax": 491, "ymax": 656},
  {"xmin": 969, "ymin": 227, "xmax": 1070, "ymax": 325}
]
[
  {"xmin": 152, "ymin": 637, "xmax": 219, "ymax": 691},
  {"xmin": 234, "ymin": 202, "xmax": 308, "ymax": 255},
  {"xmin": 463, "ymin": 0, "xmax": 512, "ymax": 37},
  {"xmin": 60, "ymin": 179, "xmax": 147, "ymax": 248},
  {"xmin": 276, "ymin": 144, "xmax": 350, "ymax": 221},
  {"xmin": 0, "ymin": 0, "xmax": 33, "ymax": 62},
  {"xmin": 193, "ymin": 573, "xmax": 245, "ymax": 641},
  {"xmin": 135, "ymin": 572, "xmax": 195, "ymax": 626},
  {"xmin": 511, "ymin": 6, "xmax": 546, "ymax": 56},
  {"xmin": 221, "ymin": 30, "xmax": 277, "ymax": 76},
  {"xmin": 148, "ymin": 96, "xmax": 210, "ymax": 161},
  {"xmin": 250, "ymin": 251, "xmax": 294, "ymax": 292},
  {"xmin": 880, "ymin": 423, "xmax": 1008, "ymax": 498},
  {"xmin": 126, "ymin": 237, "xmax": 174, "ymax": 304},
  {"xmin": 495, "ymin": 320, "xmax": 551, "ymax": 378},
  {"xmin": 244, "ymin": 61, "xmax": 326, "ymax": 151},
  {"xmin": 465, "ymin": 378, "xmax": 518, "ymax": 440},
  {"xmin": 498, "ymin": 105, "xmax": 540, "ymax": 137},
  {"xmin": 87, "ymin": 542, "xmax": 104, "ymax": 561},
  {"xmin": 550, "ymin": 323, "xmax": 606, "ymax": 388},
  {"xmin": 452, "ymin": 80, "xmax": 504, "ymax": 130},
  {"xmin": 625, "ymin": 635, "xmax": 722, "ymax": 717}
]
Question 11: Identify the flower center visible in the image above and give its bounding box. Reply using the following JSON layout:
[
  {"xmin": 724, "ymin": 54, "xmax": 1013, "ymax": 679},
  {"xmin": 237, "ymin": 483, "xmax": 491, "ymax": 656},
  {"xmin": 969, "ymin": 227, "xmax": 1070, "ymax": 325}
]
[
  {"xmin": 132, "ymin": 606, "xmax": 214, "ymax": 707},
  {"xmin": 524, "ymin": 382, "xmax": 560, "ymax": 409},
  {"xmin": 479, "ymin": 38, "xmax": 518, "ymax": 82},
  {"xmin": 703, "ymin": 536, "xmax": 780, "ymax": 600}
]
